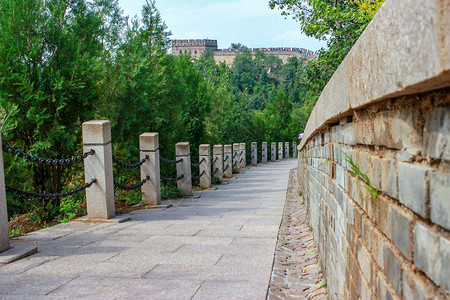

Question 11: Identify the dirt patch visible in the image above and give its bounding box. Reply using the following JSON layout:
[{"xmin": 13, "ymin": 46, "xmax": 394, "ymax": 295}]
[{"xmin": 267, "ymin": 168, "xmax": 327, "ymax": 300}]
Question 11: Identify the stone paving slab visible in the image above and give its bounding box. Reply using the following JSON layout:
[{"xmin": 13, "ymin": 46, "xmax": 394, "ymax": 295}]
[{"xmin": 0, "ymin": 159, "xmax": 296, "ymax": 298}]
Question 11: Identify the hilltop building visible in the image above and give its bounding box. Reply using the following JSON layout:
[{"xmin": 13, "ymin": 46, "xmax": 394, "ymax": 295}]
[{"xmin": 171, "ymin": 39, "xmax": 317, "ymax": 65}]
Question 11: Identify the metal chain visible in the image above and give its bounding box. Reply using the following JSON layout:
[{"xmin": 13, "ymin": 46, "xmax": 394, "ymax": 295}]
[
  {"xmin": 223, "ymin": 156, "xmax": 229, "ymax": 162},
  {"xmin": 212, "ymin": 168, "xmax": 219, "ymax": 176},
  {"xmin": 160, "ymin": 156, "xmax": 183, "ymax": 164},
  {"xmin": 224, "ymin": 165, "xmax": 230, "ymax": 171},
  {"xmin": 161, "ymin": 174, "xmax": 184, "ymax": 182},
  {"xmin": 239, "ymin": 158, "xmax": 243, "ymax": 163},
  {"xmin": 114, "ymin": 176, "xmax": 149, "ymax": 191},
  {"xmin": 112, "ymin": 155, "xmax": 148, "ymax": 169},
  {"xmin": 5, "ymin": 179, "xmax": 97, "ymax": 199},
  {"xmin": 192, "ymin": 170, "xmax": 206, "ymax": 180},
  {"xmin": 232, "ymin": 152, "xmax": 237, "ymax": 159},
  {"xmin": 2, "ymin": 144, "xmax": 95, "ymax": 166},
  {"xmin": 212, "ymin": 157, "xmax": 219, "ymax": 164},
  {"xmin": 191, "ymin": 158, "xmax": 205, "ymax": 167}
]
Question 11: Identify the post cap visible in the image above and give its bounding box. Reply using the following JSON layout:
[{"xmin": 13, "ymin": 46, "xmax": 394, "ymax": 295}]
[
  {"xmin": 251, "ymin": 142, "xmax": 257, "ymax": 147},
  {"xmin": 199, "ymin": 144, "xmax": 210, "ymax": 156},
  {"xmin": 213, "ymin": 145, "xmax": 223, "ymax": 155},
  {"xmin": 262, "ymin": 142, "xmax": 267, "ymax": 147},
  {"xmin": 82, "ymin": 120, "xmax": 111, "ymax": 145},
  {"xmin": 140, "ymin": 133, "xmax": 159, "ymax": 151},
  {"xmin": 224, "ymin": 144, "xmax": 232, "ymax": 152},
  {"xmin": 176, "ymin": 142, "xmax": 190, "ymax": 156}
]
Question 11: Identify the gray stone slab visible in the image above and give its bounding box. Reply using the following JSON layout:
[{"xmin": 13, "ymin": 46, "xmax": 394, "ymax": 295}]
[
  {"xmin": 193, "ymin": 281, "xmax": 269, "ymax": 300},
  {"xmin": 74, "ymin": 214, "xmax": 131, "ymax": 223},
  {"xmin": 49, "ymin": 277, "xmax": 202, "ymax": 299},
  {"xmin": 0, "ymin": 245, "xmax": 38, "ymax": 265}
]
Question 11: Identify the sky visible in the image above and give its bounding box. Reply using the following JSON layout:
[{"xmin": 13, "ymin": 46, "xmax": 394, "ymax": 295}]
[{"xmin": 117, "ymin": 0, "xmax": 327, "ymax": 51}]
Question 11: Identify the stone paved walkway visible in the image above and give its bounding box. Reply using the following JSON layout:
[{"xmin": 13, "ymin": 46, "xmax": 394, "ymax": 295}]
[{"xmin": 1, "ymin": 159, "xmax": 296, "ymax": 299}]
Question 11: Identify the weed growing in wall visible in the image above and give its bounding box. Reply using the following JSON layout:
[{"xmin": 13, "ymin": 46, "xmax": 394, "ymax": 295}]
[{"xmin": 320, "ymin": 148, "xmax": 379, "ymax": 208}]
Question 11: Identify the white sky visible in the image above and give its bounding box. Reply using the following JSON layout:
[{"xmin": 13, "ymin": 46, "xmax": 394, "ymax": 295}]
[{"xmin": 118, "ymin": 0, "xmax": 327, "ymax": 51}]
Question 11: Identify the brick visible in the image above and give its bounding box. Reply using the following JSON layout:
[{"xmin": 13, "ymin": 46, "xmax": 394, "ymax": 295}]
[
  {"xmin": 424, "ymin": 107, "xmax": 450, "ymax": 161},
  {"xmin": 429, "ymin": 171, "xmax": 450, "ymax": 230},
  {"xmin": 342, "ymin": 123, "xmax": 355, "ymax": 145},
  {"xmin": 336, "ymin": 164, "xmax": 346, "ymax": 189},
  {"xmin": 368, "ymin": 155, "xmax": 381, "ymax": 191},
  {"xmin": 383, "ymin": 245, "xmax": 402, "ymax": 296},
  {"xmin": 390, "ymin": 110, "xmax": 423, "ymax": 152},
  {"xmin": 398, "ymin": 162, "xmax": 432, "ymax": 218},
  {"xmin": 414, "ymin": 222, "xmax": 449, "ymax": 290},
  {"xmin": 403, "ymin": 271, "xmax": 436, "ymax": 300},
  {"xmin": 357, "ymin": 243, "xmax": 372, "ymax": 284},
  {"xmin": 377, "ymin": 272, "xmax": 397, "ymax": 300},
  {"xmin": 379, "ymin": 158, "xmax": 399, "ymax": 199}
]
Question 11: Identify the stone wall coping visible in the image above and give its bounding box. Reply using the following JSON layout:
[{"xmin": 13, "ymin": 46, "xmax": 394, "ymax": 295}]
[{"xmin": 299, "ymin": 0, "xmax": 450, "ymax": 149}]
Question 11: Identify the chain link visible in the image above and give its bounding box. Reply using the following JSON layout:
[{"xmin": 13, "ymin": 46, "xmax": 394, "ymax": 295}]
[
  {"xmin": 192, "ymin": 170, "xmax": 206, "ymax": 180},
  {"xmin": 160, "ymin": 156, "xmax": 183, "ymax": 164},
  {"xmin": 191, "ymin": 158, "xmax": 205, "ymax": 167},
  {"xmin": 161, "ymin": 174, "xmax": 184, "ymax": 182},
  {"xmin": 212, "ymin": 157, "xmax": 219, "ymax": 164},
  {"xmin": 223, "ymin": 156, "xmax": 229, "ymax": 162},
  {"xmin": 112, "ymin": 155, "xmax": 148, "ymax": 169},
  {"xmin": 212, "ymin": 168, "xmax": 219, "ymax": 176},
  {"xmin": 224, "ymin": 165, "xmax": 230, "ymax": 171},
  {"xmin": 6, "ymin": 179, "xmax": 97, "ymax": 199},
  {"xmin": 2, "ymin": 144, "xmax": 95, "ymax": 166},
  {"xmin": 114, "ymin": 176, "xmax": 149, "ymax": 190}
]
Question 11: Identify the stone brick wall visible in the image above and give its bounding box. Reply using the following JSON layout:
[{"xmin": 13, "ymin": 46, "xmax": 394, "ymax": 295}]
[{"xmin": 297, "ymin": 0, "xmax": 449, "ymax": 299}]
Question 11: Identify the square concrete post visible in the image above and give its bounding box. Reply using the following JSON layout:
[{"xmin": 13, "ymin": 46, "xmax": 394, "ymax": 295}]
[
  {"xmin": 199, "ymin": 144, "xmax": 211, "ymax": 188},
  {"xmin": 285, "ymin": 142, "xmax": 290, "ymax": 158},
  {"xmin": 262, "ymin": 142, "xmax": 268, "ymax": 164},
  {"xmin": 224, "ymin": 145, "xmax": 233, "ymax": 178},
  {"xmin": 82, "ymin": 120, "xmax": 115, "ymax": 220},
  {"xmin": 251, "ymin": 142, "xmax": 257, "ymax": 166},
  {"xmin": 212, "ymin": 145, "xmax": 223, "ymax": 181},
  {"xmin": 140, "ymin": 133, "xmax": 160, "ymax": 206},
  {"xmin": 278, "ymin": 142, "xmax": 284, "ymax": 160},
  {"xmin": 271, "ymin": 142, "xmax": 276, "ymax": 162},
  {"xmin": 176, "ymin": 142, "xmax": 192, "ymax": 196},
  {"xmin": 239, "ymin": 143, "xmax": 246, "ymax": 169},
  {"xmin": 293, "ymin": 142, "xmax": 298, "ymax": 158},
  {"xmin": 0, "ymin": 134, "xmax": 10, "ymax": 253},
  {"xmin": 232, "ymin": 143, "xmax": 240, "ymax": 173}
]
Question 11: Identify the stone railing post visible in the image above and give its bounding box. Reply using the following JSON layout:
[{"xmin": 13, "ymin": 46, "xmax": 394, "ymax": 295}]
[
  {"xmin": 233, "ymin": 143, "xmax": 240, "ymax": 173},
  {"xmin": 293, "ymin": 142, "xmax": 298, "ymax": 158},
  {"xmin": 199, "ymin": 144, "xmax": 211, "ymax": 188},
  {"xmin": 176, "ymin": 142, "xmax": 192, "ymax": 196},
  {"xmin": 285, "ymin": 142, "xmax": 290, "ymax": 158},
  {"xmin": 262, "ymin": 142, "xmax": 268, "ymax": 164},
  {"xmin": 213, "ymin": 145, "xmax": 223, "ymax": 181},
  {"xmin": 278, "ymin": 142, "xmax": 283, "ymax": 160},
  {"xmin": 224, "ymin": 145, "xmax": 233, "ymax": 178},
  {"xmin": 240, "ymin": 143, "xmax": 246, "ymax": 169},
  {"xmin": 271, "ymin": 142, "xmax": 276, "ymax": 162},
  {"xmin": 82, "ymin": 120, "xmax": 115, "ymax": 219},
  {"xmin": 0, "ymin": 134, "xmax": 9, "ymax": 253},
  {"xmin": 251, "ymin": 142, "xmax": 257, "ymax": 166},
  {"xmin": 140, "ymin": 133, "xmax": 160, "ymax": 206}
]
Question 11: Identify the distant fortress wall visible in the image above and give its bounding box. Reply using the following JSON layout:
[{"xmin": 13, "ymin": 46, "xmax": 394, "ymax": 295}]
[{"xmin": 171, "ymin": 39, "xmax": 317, "ymax": 64}]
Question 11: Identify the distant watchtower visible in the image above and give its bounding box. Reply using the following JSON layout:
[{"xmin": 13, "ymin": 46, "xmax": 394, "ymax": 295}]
[{"xmin": 172, "ymin": 39, "xmax": 218, "ymax": 59}]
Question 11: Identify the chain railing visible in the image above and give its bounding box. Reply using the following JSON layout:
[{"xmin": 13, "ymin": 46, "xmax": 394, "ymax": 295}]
[
  {"xmin": 192, "ymin": 170, "xmax": 206, "ymax": 180},
  {"xmin": 2, "ymin": 144, "xmax": 95, "ymax": 165},
  {"xmin": 6, "ymin": 179, "xmax": 97, "ymax": 200},
  {"xmin": 114, "ymin": 176, "xmax": 150, "ymax": 191},
  {"xmin": 160, "ymin": 156, "xmax": 183, "ymax": 164},
  {"xmin": 113, "ymin": 155, "xmax": 148, "ymax": 169},
  {"xmin": 2, "ymin": 144, "xmax": 97, "ymax": 200},
  {"xmin": 191, "ymin": 157, "xmax": 205, "ymax": 167},
  {"xmin": 161, "ymin": 174, "xmax": 184, "ymax": 182}
]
